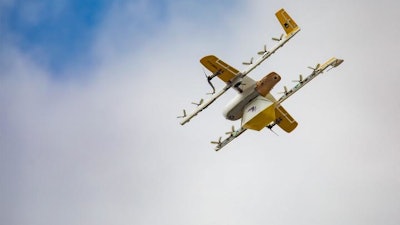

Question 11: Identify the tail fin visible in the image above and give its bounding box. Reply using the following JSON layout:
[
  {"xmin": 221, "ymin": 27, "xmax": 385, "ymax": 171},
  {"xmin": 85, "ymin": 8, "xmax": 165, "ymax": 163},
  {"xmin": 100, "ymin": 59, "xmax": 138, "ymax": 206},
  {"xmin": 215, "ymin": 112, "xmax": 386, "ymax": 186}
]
[
  {"xmin": 275, "ymin": 105, "xmax": 298, "ymax": 133},
  {"xmin": 275, "ymin": 8, "xmax": 299, "ymax": 36}
]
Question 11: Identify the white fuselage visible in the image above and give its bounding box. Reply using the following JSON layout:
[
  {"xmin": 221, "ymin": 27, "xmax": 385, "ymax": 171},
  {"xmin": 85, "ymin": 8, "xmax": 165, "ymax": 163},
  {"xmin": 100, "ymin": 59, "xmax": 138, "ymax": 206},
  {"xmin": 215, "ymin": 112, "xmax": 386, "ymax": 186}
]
[
  {"xmin": 223, "ymin": 85, "xmax": 259, "ymax": 121},
  {"xmin": 223, "ymin": 72, "xmax": 281, "ymax": 121}
]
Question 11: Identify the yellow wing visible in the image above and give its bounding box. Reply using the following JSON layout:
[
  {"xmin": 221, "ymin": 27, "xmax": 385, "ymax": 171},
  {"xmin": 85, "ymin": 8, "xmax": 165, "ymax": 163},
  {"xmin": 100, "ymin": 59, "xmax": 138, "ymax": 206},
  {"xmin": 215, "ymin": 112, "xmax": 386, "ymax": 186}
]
[
  {"xmin": 200, "ymin": 55, "xmax": 239, "ymax": 83},
  {"xmin": 275, "ymin": 8, "xmax": 299, "ymax": 36},
  {"xmin": 275, "ymin": 105, "xmax": 298, "ymax": 133}
]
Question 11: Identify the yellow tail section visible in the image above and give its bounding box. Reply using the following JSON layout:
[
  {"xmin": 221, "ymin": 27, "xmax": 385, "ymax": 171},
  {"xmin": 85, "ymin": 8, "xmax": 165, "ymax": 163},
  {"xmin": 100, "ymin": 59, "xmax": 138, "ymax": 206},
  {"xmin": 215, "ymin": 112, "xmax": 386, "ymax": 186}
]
[
  {"xmin": 242, "ymin": 96, "xmax": 276, "ymax": 131},
  {"xmin": 275, "ymin": 105, "xmax": 298, "ymax": 133},
  {"xmin": 275, "ymin": 8, "xmax": 299, "ymax": 36}
]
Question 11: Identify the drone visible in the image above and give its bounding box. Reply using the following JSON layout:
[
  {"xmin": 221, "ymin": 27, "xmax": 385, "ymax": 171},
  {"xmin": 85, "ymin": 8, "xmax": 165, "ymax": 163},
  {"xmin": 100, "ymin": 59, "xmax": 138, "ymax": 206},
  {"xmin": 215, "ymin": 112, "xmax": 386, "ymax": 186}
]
[{"xmin": 178, "ymin": 8, "xmax": 343, "ymax": 151}]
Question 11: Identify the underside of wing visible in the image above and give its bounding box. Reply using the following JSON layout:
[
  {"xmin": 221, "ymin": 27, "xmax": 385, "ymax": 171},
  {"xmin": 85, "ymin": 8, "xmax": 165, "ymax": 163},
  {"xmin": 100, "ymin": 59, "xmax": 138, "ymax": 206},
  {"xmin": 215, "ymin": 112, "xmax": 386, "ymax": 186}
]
[
  {"xmin": 200, "ymin": 55, "xmax": 239, "ymax": 82},
  {"xmin": 275, "ymin": 105, "xmax": 298, "ymax": 133}
]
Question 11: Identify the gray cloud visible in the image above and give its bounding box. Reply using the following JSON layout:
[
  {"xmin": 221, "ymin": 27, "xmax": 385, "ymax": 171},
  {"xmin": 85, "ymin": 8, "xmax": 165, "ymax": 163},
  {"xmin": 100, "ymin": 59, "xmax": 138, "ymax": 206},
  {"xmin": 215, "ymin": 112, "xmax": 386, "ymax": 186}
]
[{"xmin": 1, "ymin": 1, "xmax": 400, "ymax": 225}]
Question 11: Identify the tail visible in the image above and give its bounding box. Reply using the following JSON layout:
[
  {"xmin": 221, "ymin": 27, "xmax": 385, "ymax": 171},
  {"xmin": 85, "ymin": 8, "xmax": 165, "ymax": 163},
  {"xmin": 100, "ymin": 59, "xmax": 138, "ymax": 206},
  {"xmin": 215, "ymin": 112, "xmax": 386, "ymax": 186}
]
[
  {"xmin": 275, "ymin": 105, "xmax": 298, "ymax": 133},
  {"xmin": 275, "ymin": 8, "xmax": 300, "ymax": 36}
]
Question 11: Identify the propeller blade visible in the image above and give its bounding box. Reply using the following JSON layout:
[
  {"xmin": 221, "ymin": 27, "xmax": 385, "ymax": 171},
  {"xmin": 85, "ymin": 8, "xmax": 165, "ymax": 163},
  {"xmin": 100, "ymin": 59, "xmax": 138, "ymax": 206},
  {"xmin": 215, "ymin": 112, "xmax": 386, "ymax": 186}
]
[
  {"xmin": 292, "ymin": 74, "xmax": 304, "ymax": 83},
  {"xmin": 242, "ymin": 57, "xmax": 254, "ymax": 65},
  {"xmin": 206, "ymin": 81, "xmax": 216, "ymax": 95},
  {"xmin": 211, "ymin": 137, "xmax": 222, "ymax": 145},
  {"xmin": 257, "ymin": 44, "xmax": 267, "ymax": 55},
  {"xmin": 308, "ymin": 64, "xmax": 321, "ymax": 71},
  {"xmin": 202, "ymin": 68, "xmax": 209, "ymax": 80},
  {"xmin": 267, "ymin": 122, "xmax": 279, "ymax": 136},
  {"xmin": 279, "ymin": 86, "xmax": 289, "ymax": 94},
  {"xmin": 272, "ymin": 34, "xmax": 284, "ymax": 41},
  {"xmin": 177, "ymin": 109, "xmax": 187, "ymax": 118},
  {"xmin": 191, "ymin": 99, "xmax": 204, "ymax": 106},
  {"xmin": 225, "ymin": 125, "xmax": 235, "ymax": 135},
  {"xmin": 203, "ymin": 68, "xmax": 216, "ymax": 95},
  {"xmin": 269, "ymin": 128, "xmax": 279, "ymax": 136}
]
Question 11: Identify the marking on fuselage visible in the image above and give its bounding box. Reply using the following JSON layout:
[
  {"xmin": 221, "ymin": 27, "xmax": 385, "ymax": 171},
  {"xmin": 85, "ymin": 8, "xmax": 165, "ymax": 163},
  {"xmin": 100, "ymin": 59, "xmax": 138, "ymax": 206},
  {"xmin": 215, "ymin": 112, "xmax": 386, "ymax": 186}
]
[{"xmin": 248, "ymin": 106, "xmax": 256, "ymax": 112}]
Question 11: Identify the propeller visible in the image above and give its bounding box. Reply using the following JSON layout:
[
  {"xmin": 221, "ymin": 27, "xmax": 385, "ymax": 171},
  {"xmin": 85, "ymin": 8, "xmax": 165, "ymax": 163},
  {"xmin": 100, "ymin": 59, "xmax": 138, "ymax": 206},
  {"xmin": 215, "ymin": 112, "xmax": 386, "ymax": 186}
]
[
  {"xmin": 211, "ymin": 137, "xmax": 222, "ymax": 145},
  {"xmin": 177, "ymin": 109, "xmax": 187, "ymax": 118},
  {"xmin": 225, "ymin": 125, "xmax": 236, "ymax": 135},
  {"xmin": 292, "ymin": 74, "xmax": 304, "ymax": 83},
  {"xmin": 267, "ymin": 118, "xmax": 282, "ymax": 136},
  {"xmin": 272, "ymin": 34, "xmax": 284, "ymax": 41},
  {"xmin": 203, "ymin": 68, "xmax": 216, "ymax": 95},
  {"xmin": 242, "ymin": 57, "xmax": 254, "ymax": 65},
  {"xmin": 257, "ymin": 45, "xmax": 268, "ymax": 55},
  {"xmin": 308, "ymin": 63, "xmax": 320, "ymax": 71},
  {"xmin": 278, "ymin": 86, "xmax": 289, "ymax": 95},
  {"xmin": 267, "ymin": 126, "xmax": 279, "ymax": 136},
  {"xmin": 191, "ymin": 99, "xmax": 204, "ymax": 106}
]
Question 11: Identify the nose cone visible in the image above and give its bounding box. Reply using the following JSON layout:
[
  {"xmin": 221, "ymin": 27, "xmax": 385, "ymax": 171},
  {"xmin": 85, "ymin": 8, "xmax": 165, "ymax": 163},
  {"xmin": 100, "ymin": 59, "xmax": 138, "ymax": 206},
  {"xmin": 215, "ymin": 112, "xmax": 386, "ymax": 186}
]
[{"xmin": 255, "ymin": 72, "xmax": 281, "ymax": 96}]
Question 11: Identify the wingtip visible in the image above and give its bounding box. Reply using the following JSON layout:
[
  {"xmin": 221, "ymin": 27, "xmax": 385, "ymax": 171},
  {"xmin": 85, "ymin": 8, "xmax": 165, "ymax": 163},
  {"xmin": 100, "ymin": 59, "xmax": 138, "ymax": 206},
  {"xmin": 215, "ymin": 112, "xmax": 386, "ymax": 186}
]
[{"xmin": 334, "ymin": 59, "xmax": 344, "ymax": 67}]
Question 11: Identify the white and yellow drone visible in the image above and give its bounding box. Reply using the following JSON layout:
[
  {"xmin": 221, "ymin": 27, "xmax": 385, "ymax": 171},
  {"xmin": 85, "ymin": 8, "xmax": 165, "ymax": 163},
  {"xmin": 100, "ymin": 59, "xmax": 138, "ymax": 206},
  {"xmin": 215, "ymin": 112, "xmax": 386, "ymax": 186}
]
[{"xmin": 178, "ymin": 8, "xmax": 343, "ymax": 151}]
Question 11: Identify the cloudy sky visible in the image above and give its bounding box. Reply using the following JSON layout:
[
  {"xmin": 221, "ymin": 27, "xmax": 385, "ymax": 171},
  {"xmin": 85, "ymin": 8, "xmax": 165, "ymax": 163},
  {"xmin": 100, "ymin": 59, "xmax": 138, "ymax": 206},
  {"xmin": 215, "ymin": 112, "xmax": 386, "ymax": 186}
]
[{"xmin": 1, "ymin": 0, "xmax": 400, "ymax": 224}]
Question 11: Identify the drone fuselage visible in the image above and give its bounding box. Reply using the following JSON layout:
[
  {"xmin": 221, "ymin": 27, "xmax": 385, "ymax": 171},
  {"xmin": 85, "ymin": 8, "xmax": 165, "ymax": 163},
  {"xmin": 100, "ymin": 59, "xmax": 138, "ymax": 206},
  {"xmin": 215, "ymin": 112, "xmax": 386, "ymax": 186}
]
[{"xmin": 223, "ymin": 72, "xmax": 281, "ymax": 120}]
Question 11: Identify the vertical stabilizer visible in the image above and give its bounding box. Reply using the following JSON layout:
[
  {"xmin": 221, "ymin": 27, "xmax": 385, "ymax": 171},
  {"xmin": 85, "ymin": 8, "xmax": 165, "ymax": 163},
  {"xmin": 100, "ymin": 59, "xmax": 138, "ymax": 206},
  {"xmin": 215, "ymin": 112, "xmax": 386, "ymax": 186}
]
[
  {"xmin": 275, "ymin": 105, "xmax": 298, "ymax": 133},
  {"xmin": 275, "ymin": 8, "xmax": 299, "ymax": 36}
]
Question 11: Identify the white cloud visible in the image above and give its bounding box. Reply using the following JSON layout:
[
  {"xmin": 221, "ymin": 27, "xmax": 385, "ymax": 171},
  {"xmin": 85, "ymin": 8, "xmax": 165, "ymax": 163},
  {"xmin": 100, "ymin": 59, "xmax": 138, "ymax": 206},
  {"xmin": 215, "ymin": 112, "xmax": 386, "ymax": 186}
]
[{"xmin": 1, "ymin": 0, "xmax": 400, "ymax": 225}]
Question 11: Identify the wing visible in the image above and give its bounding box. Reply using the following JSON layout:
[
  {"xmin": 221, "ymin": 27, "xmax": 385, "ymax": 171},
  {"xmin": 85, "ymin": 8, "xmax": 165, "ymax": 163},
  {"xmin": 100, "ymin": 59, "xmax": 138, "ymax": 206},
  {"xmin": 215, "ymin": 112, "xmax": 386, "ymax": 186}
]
[
  {"xmin": 274, "ymin": 105, "xmax": 298, "ymax": 133},
  {"xmin": 200, "ymin": 55, "xmax": 257, "ymax": 92},
  {"xmin": 180, "ymin": 56, "xmax": 253, "ymax": 125},
  {"xmin": 275, "ymin": 8, "xmax": 300, "ymax": 37},
  {"xmin": 180, "ymin": 83, "xmax": 232, "ymax": 125},
  {"xmin": 200, "ymin": 55, "xmax": 239, "ymax": 82}
]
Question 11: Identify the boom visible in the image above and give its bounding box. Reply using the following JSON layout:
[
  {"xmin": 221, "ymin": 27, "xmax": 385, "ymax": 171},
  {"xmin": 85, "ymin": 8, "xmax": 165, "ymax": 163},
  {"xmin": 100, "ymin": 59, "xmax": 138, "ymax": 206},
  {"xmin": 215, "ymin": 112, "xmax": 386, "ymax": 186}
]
[{"xmin": 277, "ymin": 57, "xmax": 344, "ymax": 105}]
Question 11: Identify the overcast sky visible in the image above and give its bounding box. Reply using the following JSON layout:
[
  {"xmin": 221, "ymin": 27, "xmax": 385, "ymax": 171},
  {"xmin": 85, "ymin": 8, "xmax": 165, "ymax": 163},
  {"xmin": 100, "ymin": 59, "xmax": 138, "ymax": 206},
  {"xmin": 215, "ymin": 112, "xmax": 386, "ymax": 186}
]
[{"xmin": 1, "ymin": 0, "xmax": 400, "ymax": 225}]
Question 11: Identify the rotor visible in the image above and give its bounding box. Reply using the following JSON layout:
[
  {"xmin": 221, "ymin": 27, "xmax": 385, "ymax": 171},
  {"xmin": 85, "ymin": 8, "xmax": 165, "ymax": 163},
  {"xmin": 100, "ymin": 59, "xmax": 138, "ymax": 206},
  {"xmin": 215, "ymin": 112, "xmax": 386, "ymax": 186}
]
[
  {"xmin": 211, "ymin": 137, "xmax": 222, "ymax": 145},
  {"xmin": 203, "ymin": 68, "xmax": 217, "ymax": 95}
]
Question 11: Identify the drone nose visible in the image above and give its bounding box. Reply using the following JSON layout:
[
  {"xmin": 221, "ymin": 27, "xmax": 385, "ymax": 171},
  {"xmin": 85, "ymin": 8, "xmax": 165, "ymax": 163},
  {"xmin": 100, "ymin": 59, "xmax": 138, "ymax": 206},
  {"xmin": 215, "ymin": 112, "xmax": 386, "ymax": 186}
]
[
  {"xmin": 256, "ymin": 72, "xmax": 281, "ymax": 96},
  {"xmin": 265, "ymin": 72, "xmax": 281, "ymax": 82}
]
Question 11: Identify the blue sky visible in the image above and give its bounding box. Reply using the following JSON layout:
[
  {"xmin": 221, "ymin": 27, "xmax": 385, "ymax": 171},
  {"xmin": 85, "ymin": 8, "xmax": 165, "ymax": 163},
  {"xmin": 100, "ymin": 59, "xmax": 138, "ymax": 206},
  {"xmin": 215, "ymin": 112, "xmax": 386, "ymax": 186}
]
[
  {"xmin": 1, "ymin": 0, "xmax": 173, "ymax": 74},
  {"xmin": 1, "ymin": 1, "xmax": 400, "ymax": 225},
  {"xmin": 1, "ymin": 0, "xmax": 237, "ymax": 76},
  {"xmin": 2, "ymin": 1, "xmax": 108, "ymax": 73}
]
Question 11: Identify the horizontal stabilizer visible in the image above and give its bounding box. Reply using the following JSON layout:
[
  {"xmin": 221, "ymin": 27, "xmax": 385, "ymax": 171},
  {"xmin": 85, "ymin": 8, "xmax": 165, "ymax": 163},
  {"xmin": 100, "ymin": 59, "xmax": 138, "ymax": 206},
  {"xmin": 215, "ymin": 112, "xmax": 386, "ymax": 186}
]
[{"xmin": 275, "ymin": 105, "xmax": 298, "ymax": 133}]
